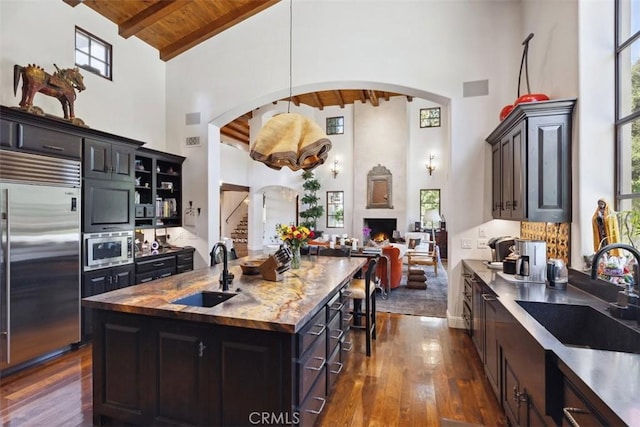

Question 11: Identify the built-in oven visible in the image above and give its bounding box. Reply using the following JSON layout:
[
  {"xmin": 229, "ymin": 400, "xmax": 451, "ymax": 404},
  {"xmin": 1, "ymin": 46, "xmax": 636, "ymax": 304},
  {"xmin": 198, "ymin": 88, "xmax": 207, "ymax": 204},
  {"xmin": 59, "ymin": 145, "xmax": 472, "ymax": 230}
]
[{"xmin": 83, "ymin": 230, "xmax": 134, "ymax": 271}]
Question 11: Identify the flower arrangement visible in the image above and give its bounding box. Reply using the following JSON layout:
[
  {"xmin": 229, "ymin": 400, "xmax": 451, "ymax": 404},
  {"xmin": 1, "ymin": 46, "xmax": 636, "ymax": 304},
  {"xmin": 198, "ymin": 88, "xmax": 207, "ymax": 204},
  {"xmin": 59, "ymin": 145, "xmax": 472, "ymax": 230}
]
[
  {"xmin": 362, "ymin": 226, "xmax": 372, "ymax": 241},
  {"xmin": 276, "ymin": 224, "xmax": 315, "ymax": 249}
]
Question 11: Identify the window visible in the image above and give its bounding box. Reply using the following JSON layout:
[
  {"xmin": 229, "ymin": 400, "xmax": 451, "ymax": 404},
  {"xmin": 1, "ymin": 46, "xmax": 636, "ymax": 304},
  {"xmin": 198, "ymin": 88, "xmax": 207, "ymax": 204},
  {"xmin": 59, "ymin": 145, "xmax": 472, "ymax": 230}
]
[
  {"xmin": 419, "ymin": 189, "xmax": 441, "ymax": 228},
  {"xmin": 326, "ymin": 191, "xmax": 344, "ymax": 228},
  {"xmin": 326, "ymin": 116, "xmax": 344, "ymax": 135},
  {"xmin": 615, "ymin": 0, "xmax": 640, "ymax": 245},
  {"xmin": 75, "ymin": 27, "xmax": 112, "ymax": 80},
  {"xmin": 420, "ymin": 107, "xmax": 441, "ymax": 128}
]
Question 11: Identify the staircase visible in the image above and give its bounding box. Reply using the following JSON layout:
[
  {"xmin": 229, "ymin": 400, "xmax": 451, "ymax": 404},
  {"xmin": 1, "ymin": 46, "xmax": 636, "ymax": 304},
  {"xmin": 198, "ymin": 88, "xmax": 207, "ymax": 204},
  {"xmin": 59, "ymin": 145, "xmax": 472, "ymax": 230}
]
[{"xmin": 231, "ymin": 214, "xmax": 249, "ymax": 257}]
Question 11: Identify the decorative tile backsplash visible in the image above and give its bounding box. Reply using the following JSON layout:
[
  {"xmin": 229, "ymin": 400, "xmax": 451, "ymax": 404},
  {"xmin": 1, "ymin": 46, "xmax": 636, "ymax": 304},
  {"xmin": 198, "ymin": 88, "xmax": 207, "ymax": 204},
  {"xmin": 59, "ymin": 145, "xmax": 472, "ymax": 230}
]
[{"xmin": 520, "ymin": 222, "xmax": 570, "ymax": 265}]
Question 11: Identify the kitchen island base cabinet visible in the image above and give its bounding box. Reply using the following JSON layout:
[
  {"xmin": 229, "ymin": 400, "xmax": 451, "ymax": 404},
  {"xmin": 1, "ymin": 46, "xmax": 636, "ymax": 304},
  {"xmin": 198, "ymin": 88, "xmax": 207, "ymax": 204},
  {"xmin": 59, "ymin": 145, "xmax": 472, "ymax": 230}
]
[{"xmin": 92, "ymin": 310, "xmax": 291, "ymax": 426}]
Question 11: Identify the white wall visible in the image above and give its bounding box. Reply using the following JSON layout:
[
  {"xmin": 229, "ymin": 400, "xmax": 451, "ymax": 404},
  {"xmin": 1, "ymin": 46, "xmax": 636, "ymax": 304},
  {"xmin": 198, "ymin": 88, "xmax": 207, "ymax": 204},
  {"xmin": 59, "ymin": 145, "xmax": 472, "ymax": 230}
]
[
  {"xmin": 0, "ymin": 0, "xmax": 166, "ymax": 147},
  {"xmin": 164, "ymin": 0, "xmax": 524, "ymax": 327}
]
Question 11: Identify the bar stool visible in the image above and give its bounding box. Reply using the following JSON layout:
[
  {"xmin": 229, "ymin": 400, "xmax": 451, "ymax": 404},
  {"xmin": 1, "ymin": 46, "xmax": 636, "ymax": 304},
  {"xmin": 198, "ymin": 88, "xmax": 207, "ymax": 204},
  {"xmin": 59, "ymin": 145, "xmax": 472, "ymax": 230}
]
[{"xmin": 347, "ymin": 257, "xmax": 378, "ymax": 356}]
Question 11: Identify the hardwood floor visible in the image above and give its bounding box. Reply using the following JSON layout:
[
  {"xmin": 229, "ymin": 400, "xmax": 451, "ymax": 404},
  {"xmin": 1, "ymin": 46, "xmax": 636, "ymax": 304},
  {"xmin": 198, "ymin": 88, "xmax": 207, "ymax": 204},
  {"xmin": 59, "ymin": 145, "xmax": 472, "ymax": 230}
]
[{"xmin": 0, "ymin": 313, "xmax": 506, "ymax": 427}]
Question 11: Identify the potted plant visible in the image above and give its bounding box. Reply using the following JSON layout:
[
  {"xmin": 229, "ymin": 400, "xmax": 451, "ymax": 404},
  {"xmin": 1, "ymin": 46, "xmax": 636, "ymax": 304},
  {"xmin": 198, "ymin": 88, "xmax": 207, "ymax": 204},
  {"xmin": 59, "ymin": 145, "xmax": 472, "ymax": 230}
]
[{"xmin": 299, "ymin": 170, "xmax": 324, "ymax": 237}]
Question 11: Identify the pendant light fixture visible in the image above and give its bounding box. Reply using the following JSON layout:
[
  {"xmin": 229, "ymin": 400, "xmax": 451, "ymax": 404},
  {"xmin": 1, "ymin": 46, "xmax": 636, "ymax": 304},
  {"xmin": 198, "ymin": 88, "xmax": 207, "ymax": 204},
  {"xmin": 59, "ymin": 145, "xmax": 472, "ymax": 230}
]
[{"xmin": 250, "ymin": 0, "xmax": 332, "ymax": 171}]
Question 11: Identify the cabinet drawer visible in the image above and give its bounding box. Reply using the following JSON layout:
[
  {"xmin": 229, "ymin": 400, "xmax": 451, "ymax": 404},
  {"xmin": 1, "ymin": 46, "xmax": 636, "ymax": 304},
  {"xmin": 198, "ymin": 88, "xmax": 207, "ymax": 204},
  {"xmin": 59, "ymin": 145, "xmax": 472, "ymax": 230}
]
[
  {"xmin": 327, "ymin": 310, "xmax": 343, "ymax": 357},
  {"xmin": 176, "ymin": 251, "xmax": 194, "ymax": 266},
  {"xmin": 298, "ymin": 333, "xmax": 327, "ymax": 403},
  {"xmin": 136, "ymin": 255, "xmax": 176, "ymax": 274},
  {"xmin": 326, "ymin": 343, "xmax": 343, "ymax": 392},
  {"xmin": 136, "ymin": 266, "xmax": 174, "ymax": 284},
  {"xmin": 1, "ymin": 119, "xmax": 16, "ymax": 147},
  {"xmin": 298, "ymin": 307, "xmax": 327, "ymax": 357},
  {"xmin": 18, "ymin": 123, "xmax": 82, "ymax": 159},
  {"xmin": 176, "ymin": 264, "xmax": 193, "ymax": 274},
  {"xmin": 298, "ymin": 366, "xmax": 327, "ymax": 427}
]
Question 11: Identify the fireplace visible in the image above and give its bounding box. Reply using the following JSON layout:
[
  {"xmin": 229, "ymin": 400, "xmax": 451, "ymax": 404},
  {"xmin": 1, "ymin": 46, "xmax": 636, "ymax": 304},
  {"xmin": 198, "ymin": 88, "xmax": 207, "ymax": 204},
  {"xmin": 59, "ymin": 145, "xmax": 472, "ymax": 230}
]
[{"xmin": 364, "ymin": 218, "xmax": 397, "ymax": 242}]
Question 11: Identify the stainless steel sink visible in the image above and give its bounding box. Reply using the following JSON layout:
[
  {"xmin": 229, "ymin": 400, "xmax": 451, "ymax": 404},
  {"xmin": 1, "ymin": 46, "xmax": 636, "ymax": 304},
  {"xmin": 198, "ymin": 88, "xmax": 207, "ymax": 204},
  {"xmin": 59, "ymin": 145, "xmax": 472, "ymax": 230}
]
[
  {"xmin": 171, "ymin": 291, "xmax": 237, "ymax": 308},
  {"xmin": 516, "ymin": 301, "xmax": 640, "ymax": 354}
]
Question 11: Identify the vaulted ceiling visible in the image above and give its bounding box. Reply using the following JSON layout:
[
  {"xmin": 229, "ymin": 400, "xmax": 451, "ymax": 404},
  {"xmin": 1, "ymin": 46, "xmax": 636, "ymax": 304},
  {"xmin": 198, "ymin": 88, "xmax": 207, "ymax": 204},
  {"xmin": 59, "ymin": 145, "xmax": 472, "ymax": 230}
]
[{"xmin": 63, "ymin": 0, "xmax": 413, "ymax": 145}]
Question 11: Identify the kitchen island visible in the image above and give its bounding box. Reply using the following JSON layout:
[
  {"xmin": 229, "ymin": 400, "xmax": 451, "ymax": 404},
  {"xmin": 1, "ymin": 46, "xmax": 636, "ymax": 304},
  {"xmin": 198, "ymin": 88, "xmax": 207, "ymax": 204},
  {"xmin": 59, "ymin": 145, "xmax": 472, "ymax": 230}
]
[{"xmin": 83, "ymin": 255, "xmax": 365, "ymax": 426}]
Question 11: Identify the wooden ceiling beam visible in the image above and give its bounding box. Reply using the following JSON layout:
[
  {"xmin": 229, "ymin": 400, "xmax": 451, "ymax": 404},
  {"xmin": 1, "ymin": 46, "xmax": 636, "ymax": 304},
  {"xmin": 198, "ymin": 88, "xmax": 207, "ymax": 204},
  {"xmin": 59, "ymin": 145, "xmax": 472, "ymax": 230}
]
[
  {"xmin": 333, "ymin": 90, "xmax": 345, "ymax": 108},
  {"xmin": 62, "ymin": 0, "xmax": 83, "ymax": 7},
  {"xmin": 160, "ymin": 0, "xmax": 281, "ymax": 61},
  {"xmin": 221, "ymin": 126, "xmax": 250, "ymax": 145},
  {"xmin": 382, "ymin": 91, "xmax": 390, "ymax": 102},
  {"xmin": 406, "ymin": 96, "xmax": 414, "ymax": 102},
  {"xmin": 359, "ymin": 90, "xmax": 367, "ymax": 104},
  {"xmin": 311, "ymin": 92, "xmax": 324, "ymax": 110},
  {"xmin": 227, "ymin": 120, "xmax": 249, "ymax": 134},
  {"xmin": 119, "ymin": 0, "xmax": 191, "ymax": 39},
  {"xmin": 367, "ymin": 90, "xmax": 379, "ymax": 107}
]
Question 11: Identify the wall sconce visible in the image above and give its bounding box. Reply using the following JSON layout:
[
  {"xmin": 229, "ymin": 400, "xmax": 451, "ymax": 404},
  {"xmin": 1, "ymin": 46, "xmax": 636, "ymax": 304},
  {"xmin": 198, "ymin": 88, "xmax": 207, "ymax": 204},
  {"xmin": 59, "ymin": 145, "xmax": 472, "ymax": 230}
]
[
  {"xmin": 330, "ymin": 159, "xmax": 339, "ymax": 179},
  {"xmin": 426, "ymin": 154, "xmax": 436, "ymax": 176}
]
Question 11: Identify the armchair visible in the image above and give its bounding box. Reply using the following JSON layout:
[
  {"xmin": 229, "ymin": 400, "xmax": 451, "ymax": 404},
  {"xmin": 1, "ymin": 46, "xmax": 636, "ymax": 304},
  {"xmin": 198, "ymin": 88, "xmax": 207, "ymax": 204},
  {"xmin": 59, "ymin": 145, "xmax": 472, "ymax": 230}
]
[{"xmin": 378, "ymin": 245, "xmax": 403, "ymax": 290}]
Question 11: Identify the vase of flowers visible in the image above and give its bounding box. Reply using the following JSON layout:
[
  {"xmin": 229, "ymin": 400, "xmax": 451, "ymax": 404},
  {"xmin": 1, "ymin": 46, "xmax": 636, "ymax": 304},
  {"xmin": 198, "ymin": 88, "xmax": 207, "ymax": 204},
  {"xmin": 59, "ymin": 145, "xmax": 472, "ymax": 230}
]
[
  {"xmin": 363, "ymin": 226, "xmax": 372, "ymax": 245},
  {"xmin": 276, "ymin": 224, "xmax": 314, "ymax": 269}
]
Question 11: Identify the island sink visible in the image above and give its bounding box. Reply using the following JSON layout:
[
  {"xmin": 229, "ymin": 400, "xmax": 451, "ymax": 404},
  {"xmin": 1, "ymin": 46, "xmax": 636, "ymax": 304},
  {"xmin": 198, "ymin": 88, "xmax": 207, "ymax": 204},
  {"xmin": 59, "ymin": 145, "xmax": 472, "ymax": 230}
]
[
  {"xmin": 171, "ymin": 291, "xmax": 237, "ymax": 307},
  {"xmin": 516, "ymin": 301, "xmax": 640, "ymax": 354}
]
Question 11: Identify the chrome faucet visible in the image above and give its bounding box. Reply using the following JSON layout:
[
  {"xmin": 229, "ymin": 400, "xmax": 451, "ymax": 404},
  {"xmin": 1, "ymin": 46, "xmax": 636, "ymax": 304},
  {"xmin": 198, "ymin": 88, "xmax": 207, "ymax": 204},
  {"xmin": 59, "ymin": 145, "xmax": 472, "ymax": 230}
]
[
  {"xmin": 212, "ymin": 242, "xmax": 233, "ymax": 291},
  {"xmin": 590, "ymin": 243, "xmax": 640, "ymax": 294}
]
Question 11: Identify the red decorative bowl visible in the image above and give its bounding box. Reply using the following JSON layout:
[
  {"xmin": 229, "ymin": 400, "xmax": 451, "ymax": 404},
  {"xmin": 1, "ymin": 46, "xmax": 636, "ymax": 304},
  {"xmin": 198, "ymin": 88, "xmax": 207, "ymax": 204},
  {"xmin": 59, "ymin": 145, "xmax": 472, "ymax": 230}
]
[
  {"xmin": 499, "ymin": 104, "xmax": 514, "ymax": 121},
  {"xmin": 514, "ymin": 93, "xmax": 549, "ymax": 105}
]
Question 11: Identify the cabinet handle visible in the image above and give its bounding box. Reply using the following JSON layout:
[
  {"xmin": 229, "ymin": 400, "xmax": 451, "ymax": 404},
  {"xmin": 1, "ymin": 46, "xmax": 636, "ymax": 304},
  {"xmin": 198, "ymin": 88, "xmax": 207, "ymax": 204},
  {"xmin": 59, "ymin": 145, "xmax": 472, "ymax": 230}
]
[
  {"xmin": 108, "ymin": 276, "xmax": 113, "ymax": 285},
  {"xmin": 342, "ymin": 341, "xmax": 353, "ymax": 352},
  {"xmin": 481, "ymin": 293, "xmax": 497, "ymax": 301},
  {"xmin": 114, "ymin": 275, "xmax": 119, "ymax": 284},
  {"xmin": 330, "ymin": 301, "xmax": 345, "ymax": 312},
  {"xmin": 331, "ymin": 329, "xmax": 345, "ymax": 341},
  {"xmin": 462, "ymin": 273, "xmax": 472, "ymax": 278},
  {"xmin": 563, "ymin": 407, "xmax": 589, "ymax": 427},
  {"xmin": 305, "ymin": 397, "xmax": 327, "ymax": 415},
  {"xmin": 307, "ymin": 324, "xmax": 326, "ymax": 337},
  {"xmin": 343, "ymin": 313, "xmax": 353, "ymax": 323},
  {"xmin": 505, "ymin": 200, "xmax": 512, "ymax": 209},
  {"xmin": 42, "ymin": 144, "xmax": 64, "ymax": 152},
  {"xmin": 160, "ymin": 272, "xmax": 172, "ymax": 278},
  {"xmin": 330, "ymin": 361, "xmax": 344, "ymax": 375},
  {"xmin": 512, "ymin": 200, "xmax": 518, "ymax": 208},
  {"xmin": 512, "ymin": 386, "xmax": 528, "ymax": 407},
  {"xmin": 305, "ymin": 356, "xmax": 326, "ymax": 372},
  {"xmin": 140, "ymin": 277, "xmax": 154, "ymax": 283},
  {"xmin": 198, "ymin": 341, "xmax": 206, "ymax": 358},
  {"xmin": 342, "ymin": 290, "xmax": 353, "ymax": 297}
]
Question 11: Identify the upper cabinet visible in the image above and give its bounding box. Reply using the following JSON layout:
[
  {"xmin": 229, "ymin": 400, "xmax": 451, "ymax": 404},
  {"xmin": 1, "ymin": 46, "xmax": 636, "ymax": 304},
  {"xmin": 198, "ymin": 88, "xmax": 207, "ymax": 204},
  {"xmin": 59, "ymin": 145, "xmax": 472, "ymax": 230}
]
[
  {"xmin": 83, "ymin": 138, "xmax": 135, "ymax": 182},
  {"xmin": 135, "ymin": 147, "xmax": 185, "ymax": 229},
  {"xmin": 486, "ymin": 99, "xmax": 576, "ymax": 223}
]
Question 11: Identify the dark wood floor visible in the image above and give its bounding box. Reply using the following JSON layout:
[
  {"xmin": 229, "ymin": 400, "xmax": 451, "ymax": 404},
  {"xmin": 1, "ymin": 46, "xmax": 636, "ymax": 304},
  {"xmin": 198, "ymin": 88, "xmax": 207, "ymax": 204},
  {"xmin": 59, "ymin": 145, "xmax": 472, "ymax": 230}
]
[{"xmin": 0, "ymin": 313, "xmax": 506, "ymax": 427}]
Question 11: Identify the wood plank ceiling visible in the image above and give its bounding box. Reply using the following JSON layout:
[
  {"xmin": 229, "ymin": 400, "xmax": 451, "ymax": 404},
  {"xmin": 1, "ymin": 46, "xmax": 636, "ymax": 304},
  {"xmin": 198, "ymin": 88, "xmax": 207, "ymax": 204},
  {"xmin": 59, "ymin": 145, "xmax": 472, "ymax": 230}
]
[{"xmin": 63, "ymin": 0, "xmax": 413, "ymax": 146}]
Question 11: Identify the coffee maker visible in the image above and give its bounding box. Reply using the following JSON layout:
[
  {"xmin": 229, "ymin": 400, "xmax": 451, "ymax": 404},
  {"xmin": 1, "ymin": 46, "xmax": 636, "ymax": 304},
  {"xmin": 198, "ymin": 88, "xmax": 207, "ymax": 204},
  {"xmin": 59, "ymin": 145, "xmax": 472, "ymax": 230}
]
[
  {"xmin": 514, "ymin": 239, "xmax": 547, "ymax": 283},
  {"xmin": 488, "ymin": 236, "xmax": 515, "ymax": 262}
]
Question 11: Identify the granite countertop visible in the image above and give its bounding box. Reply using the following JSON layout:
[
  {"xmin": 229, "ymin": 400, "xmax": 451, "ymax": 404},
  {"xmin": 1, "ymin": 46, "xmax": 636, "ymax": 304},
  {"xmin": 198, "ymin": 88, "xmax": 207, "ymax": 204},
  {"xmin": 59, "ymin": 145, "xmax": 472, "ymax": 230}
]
[
  {"xmin": 83, "ymin": 256, "xmax": 365, "ymax": 334},
  {"xmin": 463, "ymin": 259, "xmax": 640, "ymax": 427}
]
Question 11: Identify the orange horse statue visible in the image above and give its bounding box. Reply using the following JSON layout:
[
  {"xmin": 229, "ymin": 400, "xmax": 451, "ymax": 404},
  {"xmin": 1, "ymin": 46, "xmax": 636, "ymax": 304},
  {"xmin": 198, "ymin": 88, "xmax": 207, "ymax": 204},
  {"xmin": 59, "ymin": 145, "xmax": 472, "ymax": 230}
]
[{"xmin": 13, "ymin": 63, "xmax": 86, "ymax": 123}]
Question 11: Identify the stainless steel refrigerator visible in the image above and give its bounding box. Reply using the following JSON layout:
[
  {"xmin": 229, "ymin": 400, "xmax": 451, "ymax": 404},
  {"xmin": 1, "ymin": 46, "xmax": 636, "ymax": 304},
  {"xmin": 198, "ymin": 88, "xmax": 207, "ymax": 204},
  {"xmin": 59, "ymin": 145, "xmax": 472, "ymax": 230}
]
[{"xmin": 0, "ymin": 150, "xmax": 81, "ymax": 371}]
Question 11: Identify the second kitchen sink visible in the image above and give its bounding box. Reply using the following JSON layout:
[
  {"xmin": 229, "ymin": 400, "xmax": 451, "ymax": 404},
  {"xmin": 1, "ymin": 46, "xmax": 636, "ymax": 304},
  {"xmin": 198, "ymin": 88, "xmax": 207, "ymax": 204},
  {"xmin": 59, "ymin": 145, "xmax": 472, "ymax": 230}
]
[
  {"xmin": 516, "ymin": 301, "xmax": 640, "ymax": 354},
  {"xmin": 171, "ymin": 291, "xmax": 237, "ymax": 308}
]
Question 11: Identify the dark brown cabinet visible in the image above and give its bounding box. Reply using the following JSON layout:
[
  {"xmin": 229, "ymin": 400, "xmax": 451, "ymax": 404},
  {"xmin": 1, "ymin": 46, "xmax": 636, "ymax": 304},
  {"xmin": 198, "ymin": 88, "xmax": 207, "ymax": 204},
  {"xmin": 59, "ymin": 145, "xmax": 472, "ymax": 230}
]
[
  {"xmin": 81, "ymin": 264, "xmax": 135, "ymax": 340},
  {"xmin": 135, "ymin": 147, "xmax": 185, "ymax": 229},
  {"xmin": 486, "ymin": 99, "xmax": 576, "ymax": 222},
  {"xmin": 134, "ymin": 247, "xmax": 195, "ymax": 284},
  {"xmin": 91, "ymin": 282, "xmax": 350, "ymax": 426},
  {"xmin": 435, "ymin": 230, "xmax": 448, "ymax": 259},
  {"xmin": 1, "ymin": 117, "xmax": 82, "ymax": 159},
  {"xmin": 83, "ymin": 138, "xmax": 135, "ymax": 182}
]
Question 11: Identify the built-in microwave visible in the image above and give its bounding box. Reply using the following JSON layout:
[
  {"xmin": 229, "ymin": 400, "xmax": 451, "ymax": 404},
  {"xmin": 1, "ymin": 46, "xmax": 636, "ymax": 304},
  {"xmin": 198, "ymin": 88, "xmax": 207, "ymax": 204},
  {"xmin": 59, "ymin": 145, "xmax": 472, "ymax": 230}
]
[{"xmin": 83, "ymin": 230, "xmax": 134, "ymax": 271}]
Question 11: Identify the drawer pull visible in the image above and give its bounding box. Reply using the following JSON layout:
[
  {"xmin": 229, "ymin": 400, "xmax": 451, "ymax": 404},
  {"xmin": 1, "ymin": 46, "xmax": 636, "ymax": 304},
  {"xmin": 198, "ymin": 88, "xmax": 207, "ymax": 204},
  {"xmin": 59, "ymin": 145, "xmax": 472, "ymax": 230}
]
[
  {"xmin": 305, "ymin": 397, "xmax": 327, "ymax": 415},
  {"xmin": 153, "ymin": 262, "xmax": 166, "ymax": 267},
  {"xmin": 307, "ymin": 324, "xmax": 326, "ymax": 337},
  {"xmin": 462, "ymin": 273, "xmax": 472, "ymax": 278},
  {"xmin": 330, "ymin": 329, "xmax": 345, "ymax": 341},
  {"xmin": 481, "ymin": 293, "xmax": 497, "ymax": 301},
  {"xmin": 330, "ymin": 361, "xmax": 344, "ymax": 375},
  {"xmin": 343, "ymin": 313, "xmax": 353, "ymax": 323},
  {"xmin": 342, "ymin": 290, "xmax": 353, "ymax": 297},
  {"xmin": 330, "ymin": 301, "xmax": 345, "ymax": 312},
  {"xmin": 305, "ymin": 356, "xmax": 325, "ymax": 371},
  {"xmin": 140, "ymin": 277, "xmax": 153, "ymax": 283},
  {"xmin": 160, "ymin": 272, "xmax": 172, "ymax": 278},
  {"xmin": 563, "ymin": 407, "xmax": 589, "ymax": 427},
  {"xmin": 342, "ymin": 341, "xmax": 353, "ymax": 352},
  {"xmin": 42, "ymin": 144, "xmax": 64, "ymax": 151}
]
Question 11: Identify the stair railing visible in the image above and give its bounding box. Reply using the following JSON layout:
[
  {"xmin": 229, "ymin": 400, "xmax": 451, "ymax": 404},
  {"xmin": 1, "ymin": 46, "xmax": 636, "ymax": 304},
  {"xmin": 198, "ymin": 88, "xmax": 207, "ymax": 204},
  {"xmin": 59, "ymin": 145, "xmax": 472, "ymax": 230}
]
[{"xmin": 225, "ymin": 195, "xmax": 249, "ymax": 224}]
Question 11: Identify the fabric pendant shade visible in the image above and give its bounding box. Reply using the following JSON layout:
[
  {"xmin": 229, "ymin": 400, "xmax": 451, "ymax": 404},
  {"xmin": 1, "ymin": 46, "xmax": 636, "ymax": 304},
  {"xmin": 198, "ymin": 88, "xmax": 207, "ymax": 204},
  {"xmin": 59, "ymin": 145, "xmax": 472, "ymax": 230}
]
[{"xmin": 250, "ymin": 112, "xmax": 332, "ymax": 171}]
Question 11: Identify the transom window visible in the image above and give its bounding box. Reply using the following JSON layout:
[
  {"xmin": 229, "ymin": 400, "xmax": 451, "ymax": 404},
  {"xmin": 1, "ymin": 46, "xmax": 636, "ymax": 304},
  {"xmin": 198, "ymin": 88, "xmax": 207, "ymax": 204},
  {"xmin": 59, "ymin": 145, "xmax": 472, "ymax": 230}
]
[
  {"xmin": 75, "ymin": 27, "xmax": 112, "ymax": 80},
  {"xmin": 326, "ymin": 116, "xmax": 344, "ymax": 135}
]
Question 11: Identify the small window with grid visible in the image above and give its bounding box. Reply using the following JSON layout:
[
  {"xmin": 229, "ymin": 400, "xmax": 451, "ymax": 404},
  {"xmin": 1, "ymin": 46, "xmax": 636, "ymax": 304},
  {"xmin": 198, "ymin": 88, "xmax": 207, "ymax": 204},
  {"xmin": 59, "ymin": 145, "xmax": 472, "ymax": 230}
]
[
  {"xmin": 326, "ymin": 116, "xmax": 344, "ymax": 135},
  {"xmin": 420, "ymin": 107, "xmax": 441, "ymax": 128},
  {"xmin": 75, "ymin": 27, "xmax": 112, "ymax": 80}
]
